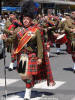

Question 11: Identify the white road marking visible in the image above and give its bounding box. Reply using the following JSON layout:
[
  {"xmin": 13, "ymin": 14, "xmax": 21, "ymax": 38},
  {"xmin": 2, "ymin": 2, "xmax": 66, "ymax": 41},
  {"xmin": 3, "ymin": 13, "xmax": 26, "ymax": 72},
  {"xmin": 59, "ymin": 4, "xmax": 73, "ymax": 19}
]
[
  {"xmin": 0, "ymin": 79, "xmax": 66, "ymax": 89},
  {"xmin": 6, "ymin": 81, "xmax": 66, "ymax": 100},
  {"xmin": 71, "ymin": 97, "xmax": 75, "ymax": 100},
  {"xmin": 0, "ymin": 79, "xmax": 20, "ymax": 86},
  {"xmin": 33, "ymin": 81, "xmax": 66, "ymax": 89},
  {"xmin": 7, "ymin": 96, "xmax": 41, "ymax": 100}
]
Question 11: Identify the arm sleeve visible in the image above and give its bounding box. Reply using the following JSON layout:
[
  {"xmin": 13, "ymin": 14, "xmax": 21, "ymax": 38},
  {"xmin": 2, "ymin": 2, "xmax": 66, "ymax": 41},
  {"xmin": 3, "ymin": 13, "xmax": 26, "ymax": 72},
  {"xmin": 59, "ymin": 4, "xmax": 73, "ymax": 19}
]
[
  {"xmin": 63, "ymin": 21, "xmax": 71, "ymax": 33},
  {"xmin": 3, "ymin": 21, "xmax": 12, "ymax": 35}
]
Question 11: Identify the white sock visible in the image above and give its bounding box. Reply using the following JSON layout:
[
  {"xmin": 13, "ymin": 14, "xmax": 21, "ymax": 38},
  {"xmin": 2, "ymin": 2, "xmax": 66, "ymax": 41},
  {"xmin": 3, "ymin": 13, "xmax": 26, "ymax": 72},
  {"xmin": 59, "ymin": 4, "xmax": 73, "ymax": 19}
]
[
  {"xmin": 9, "ymin": 62, "xmax": 14, "ymax": 69},
  {"xmin": 13, "ymin": 60, "xmax": 17, "ymax": 68},
  {"xmin": 53, "ymin": 43, "xmax": 56, "ymax": 47},
  {"xmin": 73, "ymin": 63, "xmax": 75, "ymax": 70},
  {"xmin": 56, "ymin": 48, "xmax": 60, "ymax": 53},
  {"xmin": 24, "ymin": 88, "xmax": 32, "ymax": 99},
  {"xmin": 47, "ymin": 52, "xmax": 50, "ymax": 57}
]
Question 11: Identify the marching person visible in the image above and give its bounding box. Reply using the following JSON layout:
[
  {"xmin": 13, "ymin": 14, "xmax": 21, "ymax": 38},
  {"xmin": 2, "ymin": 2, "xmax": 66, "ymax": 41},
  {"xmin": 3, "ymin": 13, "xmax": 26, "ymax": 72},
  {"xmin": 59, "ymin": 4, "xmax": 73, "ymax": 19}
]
[
  {"xmin": 62, "ymin": 13, "xmax": 75, "ymax": 73},
  {"xmin": 55, "ymin": 16, "xmax": 66, "ymax": 54},
  {"xmin": 4, "ymin": 0, "xmax": 55, "ymax": 100},
  {"xmin": 3, "ymin": 13, "xmax": 21, "ymax": 71}
]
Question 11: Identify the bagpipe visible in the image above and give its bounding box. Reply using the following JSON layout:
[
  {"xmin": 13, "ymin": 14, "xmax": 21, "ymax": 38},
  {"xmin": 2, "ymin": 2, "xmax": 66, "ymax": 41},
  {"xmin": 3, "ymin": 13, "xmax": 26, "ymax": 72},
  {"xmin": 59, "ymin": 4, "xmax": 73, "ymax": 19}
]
[
  {"xmin": 12, "ymin": 19, "xmax": 22, "ymax": 28},
  {"xmin": 47, "ymin": 18, "xmax": 55, "ymax": 27},
  {"xmin": 48, "ymin": 15, "xmax": 59, "ymax": 27}
]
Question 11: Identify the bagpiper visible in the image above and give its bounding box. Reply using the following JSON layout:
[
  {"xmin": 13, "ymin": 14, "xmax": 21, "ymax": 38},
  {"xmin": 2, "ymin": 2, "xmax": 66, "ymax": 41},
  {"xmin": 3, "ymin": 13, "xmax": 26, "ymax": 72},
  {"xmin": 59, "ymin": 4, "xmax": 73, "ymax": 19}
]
[{"xmin": 4, "ymin": 0, "xmax": 55, "ymax": 100}]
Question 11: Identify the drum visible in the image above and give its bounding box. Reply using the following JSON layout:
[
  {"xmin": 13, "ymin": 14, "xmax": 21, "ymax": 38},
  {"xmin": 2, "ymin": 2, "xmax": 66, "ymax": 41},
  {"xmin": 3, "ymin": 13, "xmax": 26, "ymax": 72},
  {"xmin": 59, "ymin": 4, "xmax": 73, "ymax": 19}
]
[{"xmin": 56, "ymin": 34, "xmax": 67, "ymax": 45}]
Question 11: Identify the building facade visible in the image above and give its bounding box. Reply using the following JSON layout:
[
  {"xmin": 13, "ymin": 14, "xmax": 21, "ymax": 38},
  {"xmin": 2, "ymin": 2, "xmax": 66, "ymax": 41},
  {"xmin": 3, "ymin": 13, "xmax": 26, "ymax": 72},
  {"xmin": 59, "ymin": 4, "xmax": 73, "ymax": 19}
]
[{"xmin": 1, "ymin": 0, "xmax": 75, "ymax": 15}]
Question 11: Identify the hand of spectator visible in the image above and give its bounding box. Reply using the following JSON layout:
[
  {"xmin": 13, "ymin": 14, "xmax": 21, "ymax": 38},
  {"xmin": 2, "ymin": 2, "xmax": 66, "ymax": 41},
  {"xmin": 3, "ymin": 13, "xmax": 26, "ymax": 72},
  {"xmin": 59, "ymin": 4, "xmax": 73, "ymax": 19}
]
[{"xmin": 1, "ymin": 34, "xmax": 7, "ymax": 40}]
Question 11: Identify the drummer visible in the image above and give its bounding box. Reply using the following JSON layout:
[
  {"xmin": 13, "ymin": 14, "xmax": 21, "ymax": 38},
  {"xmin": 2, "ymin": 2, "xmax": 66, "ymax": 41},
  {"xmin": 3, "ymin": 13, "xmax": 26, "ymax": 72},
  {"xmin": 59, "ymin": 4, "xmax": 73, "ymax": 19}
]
[
  {"xmin": 55, "ymin": 15, "xmax": 67, "ymax": 54},
  {"xmin": 60, "ymin": 13, "xmax": 75, "ymax": 73},
  {"xmin": 43, "ymin": 13, "xmax": 65, "ymax": 54},
  {"xmin": 44, "ymin": 14, "xmax": 66, "ymax": 54}
]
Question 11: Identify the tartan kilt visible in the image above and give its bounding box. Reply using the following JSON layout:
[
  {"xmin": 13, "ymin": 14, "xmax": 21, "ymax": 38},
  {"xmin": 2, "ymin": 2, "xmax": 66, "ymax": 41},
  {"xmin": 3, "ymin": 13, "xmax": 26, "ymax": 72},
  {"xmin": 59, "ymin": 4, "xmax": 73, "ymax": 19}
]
[
  {"xmin": 17, "ymin": 52, "xmax": 38, "ymax": 76},
  {"xmin": 17, "ymin": 47, "xmax": 54, "ymax": 86},
  {"xmin": 16, "ymin": 30, "xmax": 54, "ymax": 86},
  {"xmin": 49, "ymin": 34, "xmax": 56, "ymax": 43},
  {"xmin": 71, "ymin": 40, "xmax": 75, "ymax": 62},
  {"xmin": 66, "ymin": 39, "xmax": 72, "ymax": 54},
  {"xmin": 66, "ymin": 39, "xmax": 75, "ymax": 62},
  {"xmin": 33, "ymin": 46, "xmax": 54, "ymax": 86},
  {"xmin": 33, "ymin": 31, "xmax": 54, "ymax": 86},
  {"xmin": 72, "ymin": 52, "xmax": 75, "ymax": 62},
  {"xmin": 45, "ymin": 42, "xmax": 50, "ymax": 51},
  {"xmin": 66, "ymin": 39, "xmax": 75, "ymax": 54},
  {"xmin": 27, "ymin": 53, "xmax": 38, "ymax": 75}
]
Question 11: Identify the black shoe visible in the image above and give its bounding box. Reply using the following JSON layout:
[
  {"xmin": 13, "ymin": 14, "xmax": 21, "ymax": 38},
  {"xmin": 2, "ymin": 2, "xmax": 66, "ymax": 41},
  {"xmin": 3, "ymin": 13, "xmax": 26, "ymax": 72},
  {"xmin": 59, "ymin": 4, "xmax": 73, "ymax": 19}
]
[
  {"xmin": 8, "ymin": 68, "xmax": 13, "ymax": 71},
  {"xmin": 24, "ymin": 98, "xmax": 29, "ymax": 100},
  {"xmin": 73, "ymin": 70, "xmax": 75, "ymax": 73},
  {"xmin": 56, "ymin": 52, "xmax": 60, "ymax": 55},
  {"xmin": 13, "ymin": 67, "xmax": 16, "ymax": 70}
]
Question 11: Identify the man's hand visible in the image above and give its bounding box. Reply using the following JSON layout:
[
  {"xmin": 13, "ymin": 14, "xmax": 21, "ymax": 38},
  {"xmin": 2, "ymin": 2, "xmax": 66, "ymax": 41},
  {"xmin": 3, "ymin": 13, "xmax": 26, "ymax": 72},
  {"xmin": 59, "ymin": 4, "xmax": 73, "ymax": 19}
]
[{"xmin": 37, "ymin": 59, "xmax": 42, "ymax": 65}]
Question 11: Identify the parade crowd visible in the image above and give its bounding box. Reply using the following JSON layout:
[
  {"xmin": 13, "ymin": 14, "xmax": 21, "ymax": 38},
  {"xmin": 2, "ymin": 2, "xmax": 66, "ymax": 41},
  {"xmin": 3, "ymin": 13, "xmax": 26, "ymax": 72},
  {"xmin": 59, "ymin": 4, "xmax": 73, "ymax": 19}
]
[{"xmin": 0, "ymin": 0, "xmax": 75, "ymax": 100}]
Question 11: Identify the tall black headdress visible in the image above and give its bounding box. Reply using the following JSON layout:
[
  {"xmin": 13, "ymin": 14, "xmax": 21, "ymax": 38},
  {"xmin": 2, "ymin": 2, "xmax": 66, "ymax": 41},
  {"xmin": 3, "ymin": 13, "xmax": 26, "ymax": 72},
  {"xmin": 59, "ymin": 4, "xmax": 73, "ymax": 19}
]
[
  {"xmin": 20, "ymin": 0, "xmax": 39, "ymax": 23},
  {"xmin": 21, "ymin": 0, "xmax": 36, "ymax": 18}
]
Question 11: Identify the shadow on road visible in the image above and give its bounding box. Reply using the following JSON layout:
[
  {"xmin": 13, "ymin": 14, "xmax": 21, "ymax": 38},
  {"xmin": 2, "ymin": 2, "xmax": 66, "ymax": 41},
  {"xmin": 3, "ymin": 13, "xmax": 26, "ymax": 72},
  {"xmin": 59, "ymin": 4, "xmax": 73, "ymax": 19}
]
[
  {"xmin": 51, "ymin": 52, "xmax": 67, "ymax": 55},
  {"xmin": 31, "ymin": 91, "xmax": 54, "ymax": 98},
  {"xmin": 49, "ymin": 55, "xmax": 57, "ymax": 58},
  {"xmin": 63, "ymin": 67, "xmax": 73, "ymax": 72},
  {"xmin": 4, "ymin": 91, "xmax": 54, "ymax": 99}
]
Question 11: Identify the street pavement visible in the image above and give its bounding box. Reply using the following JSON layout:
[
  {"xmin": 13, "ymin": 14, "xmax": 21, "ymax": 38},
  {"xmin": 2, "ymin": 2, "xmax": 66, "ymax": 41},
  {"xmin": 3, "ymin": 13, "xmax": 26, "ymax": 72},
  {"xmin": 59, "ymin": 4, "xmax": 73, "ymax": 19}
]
[{"xmin": 0, "ymin": 44, "xmax": 75, "ymax": 100}]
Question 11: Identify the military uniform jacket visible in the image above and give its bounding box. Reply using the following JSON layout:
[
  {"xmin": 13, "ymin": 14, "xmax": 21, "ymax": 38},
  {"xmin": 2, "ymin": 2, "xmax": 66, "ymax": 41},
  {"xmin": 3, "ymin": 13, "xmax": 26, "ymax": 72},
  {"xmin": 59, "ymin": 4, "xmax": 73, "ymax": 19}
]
[
  {"xmin": 4, "ymin": 19, "xmax": 15, "ymax": 36},
  {"xmin": 7, "ymin": 26, "xmax": 43, "ymax": 59}
]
